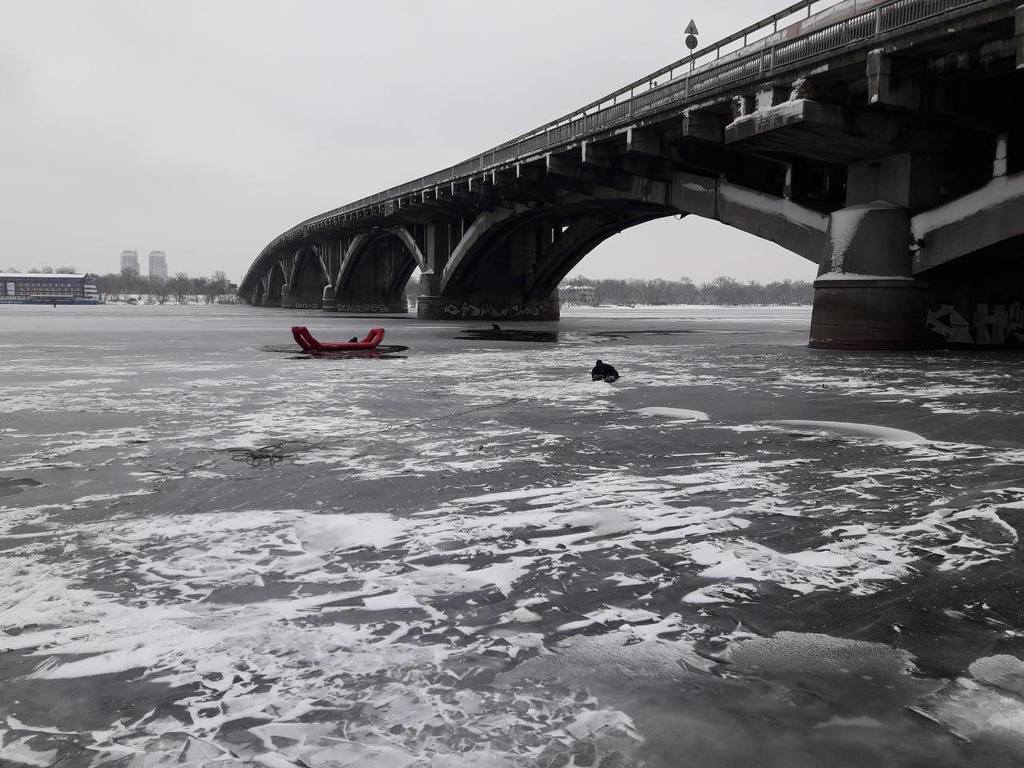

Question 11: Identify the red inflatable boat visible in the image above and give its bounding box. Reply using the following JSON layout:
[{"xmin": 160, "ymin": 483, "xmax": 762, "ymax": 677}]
[{"xmin": 291, "ymin": 326, "xmax": 385, "ymax": 352}]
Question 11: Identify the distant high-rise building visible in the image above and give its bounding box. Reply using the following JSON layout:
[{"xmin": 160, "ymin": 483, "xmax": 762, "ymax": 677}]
[
  {"xmin": 148, "ymin": 250, "xmax": 168, "ymax": 280},
  {"xmin": 120, "ymin": 250, "xmax": 139, "ymax": 275}
]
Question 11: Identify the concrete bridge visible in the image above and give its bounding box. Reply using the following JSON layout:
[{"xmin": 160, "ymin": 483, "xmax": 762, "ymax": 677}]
[{"xmin": 239, "ymin": 0, "xmax": 1024, "ymax": 349}]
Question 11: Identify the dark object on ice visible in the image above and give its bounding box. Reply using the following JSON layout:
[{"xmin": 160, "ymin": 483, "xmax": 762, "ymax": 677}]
[
  {"xmin": 591, "ymin": 359, "xmax": 619, "ymax": 383},
  {"xmin": 0, "ymin": 477, "xmax": 42, "ymax": 498},
  {"xmin": 349, "ymin": 337, "xmax": 358, "ymax": 343},
  {"xmin": 226, "ymin": 440, "xmax": 311, "ymax": 467},
  {"xmin": 291, "ymin": 326, "xmax": 385, "ymax": 353},
  {"xmin": 457, "ymin": 328, "xmax": 559, "ymax": 343},
  {"xmin": 492, "ymin": 323, "xmax": 501, "ymax": 330}
]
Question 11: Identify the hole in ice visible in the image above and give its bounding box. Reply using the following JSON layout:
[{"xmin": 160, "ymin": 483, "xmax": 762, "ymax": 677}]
[
  {"xmin": 456, "ymin": 328, "xmax": 561, "ymax": 343},
  {"xmin": 260, "ymin": 344, "xmax": 409, "ymax": 359}
]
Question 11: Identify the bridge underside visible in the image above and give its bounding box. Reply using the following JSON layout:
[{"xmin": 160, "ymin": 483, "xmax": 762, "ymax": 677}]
[
  {"xmin": 419, "ymin": 201, "xmax": 680, "ymax": 320},
  {"xmin": 240, "ymin": 0, "xmax": 1024, "ymax": 348}
]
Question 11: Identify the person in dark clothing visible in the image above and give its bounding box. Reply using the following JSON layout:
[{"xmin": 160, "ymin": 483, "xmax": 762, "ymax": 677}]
[
  {"xmin": 348, "ymin": 337, "xmax": 358, "ymax": 343},
  {"xmin": 591, "ymin": 359, "xmax": 619, "ymax": 382}
]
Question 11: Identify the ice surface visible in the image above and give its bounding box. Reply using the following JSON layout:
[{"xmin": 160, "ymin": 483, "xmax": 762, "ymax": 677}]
[
  {"xmin": 3, "ymin": 305, "xmax": 1024, "ymax": 766},
  {"xmin": 0, "ymin": 737, "xmax": 58, "ymax": 767},
  {"xmin": 724, "ymin": 631, "xmax": 916, "ymax": 677},
  {"xmin": 295, "ymin": 512, "xmax": 409, "ymax": 552},
  {"xmin": 634, "ymin": 406, "xmax": 709, "ymax": 422},
  {"xmin": 765, "ymin": 420, "xmax": 927, "ymax": 444},
  {"xmin": 969, "ymin": 655, "xmax": 1024, "ymax": 696}
]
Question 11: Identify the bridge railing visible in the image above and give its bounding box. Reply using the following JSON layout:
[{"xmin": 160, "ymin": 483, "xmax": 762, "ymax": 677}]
[{"xmin": 248, "ymin": 0, "xmax": 987, "ymax": 281}]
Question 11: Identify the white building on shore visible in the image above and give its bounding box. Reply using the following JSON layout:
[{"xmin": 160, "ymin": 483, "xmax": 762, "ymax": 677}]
[
  {"xmin": 1, "ymin": 273, "xmax": 99, "ymax": 304},
  {"xmin": 559, "ymin": 283, "xmax": 598, "ymax": 306}
]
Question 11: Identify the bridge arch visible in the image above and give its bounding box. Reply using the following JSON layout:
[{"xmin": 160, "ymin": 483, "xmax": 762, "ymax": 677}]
[
  {"xmin": 249, "ymin": 274, "xmax": 265, "ymax": 305},
  {"xmin": 440, "ymin": 206, "xmax": 529, "ymax": 294},
  {"xmin": 289, "ymin": 246, "xmax": 331, "ymax": 308},
  {"xmin": 434, "ymin": 200, "xmax": 679, "ymax": 319},
  {"xmin": 265, "ymin": 261, "xmax": 287, "ymax": 306},
  {"xmin": 334, "ymin": 226, "xmax": 424, "ymax": 313},
  {"xmin": 522, "ymin": 208, "xmax": 679, "ymax": 303}
]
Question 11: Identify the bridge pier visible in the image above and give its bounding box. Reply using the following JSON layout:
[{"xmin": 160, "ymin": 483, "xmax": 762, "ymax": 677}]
[
  {"xmin": 417, "ymin": 290, "xmax": 560, "ymax": 321},
  {"xmin": 811, "ymin": 277, "xmax": 932, "ymax": 350},
  {"xmin": 415, "ymin": 271, "xmax": 442, "ymax": 320},
  {"xmin": 810, "ymin": 203, "xmax": 930, "ymax": 350},
  {"xmin": 321, "ymin": 284, "xmax": 336, "ymax": 311},
  {"xmin": 336, "ymin": 298, "xmax": 409, "ymax": 314}
]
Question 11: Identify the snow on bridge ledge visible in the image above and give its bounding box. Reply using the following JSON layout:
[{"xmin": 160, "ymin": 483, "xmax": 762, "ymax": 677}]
[
  {"xmin": 911, "ymin": 172, "xmax": 1024, "ymax": 241},
  {"xmin": 719, "ymin": 180, "xmax": 829, "ymax": 232}
]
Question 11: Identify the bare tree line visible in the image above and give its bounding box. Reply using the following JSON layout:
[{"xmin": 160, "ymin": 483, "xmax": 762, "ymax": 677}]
[
  {"xmin": 6, "ymin": 267, "xmax": 808, "ymax": 307},
  {"xmin": 2, "ymin": 265, "xmax": 79, "ymax": 274},
  {"xmin": 404, "ymin": 274, "xmax": 813, "ymax": 306},
  {"xmin": 95, "ymin": 271, "xmax": 233, "ymax": 302},
  {"xmin": 569, "ymin": 276, "xmax": 813, "ymax": 305}
]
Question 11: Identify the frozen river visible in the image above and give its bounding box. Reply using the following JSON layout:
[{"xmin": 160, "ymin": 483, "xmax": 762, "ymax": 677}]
[{"xmin": 3, "ymin": 304, "xmax": 1024, "ymax": 767}]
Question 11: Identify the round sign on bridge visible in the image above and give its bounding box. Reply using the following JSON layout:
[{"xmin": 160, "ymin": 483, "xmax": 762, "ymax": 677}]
[{"xmin": 685, "ymin": 19, "xmax": 699, "ymax": 51}]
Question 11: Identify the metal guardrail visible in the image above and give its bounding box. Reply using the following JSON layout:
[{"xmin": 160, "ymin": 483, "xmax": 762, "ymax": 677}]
[{"xmin": 246, "ymin": 0, "xmax": 987, "ymax": 282}]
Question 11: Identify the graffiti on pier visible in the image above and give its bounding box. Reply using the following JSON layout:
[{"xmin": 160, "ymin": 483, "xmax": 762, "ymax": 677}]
[
  {"xmin": 293, "ymin": 302, "xmax": 322, "ymax": 310},
  {"xmin": 926, "ymin": 302, "xmax": 1024, "ymax": 346},
  {"xmin": 337, "ymin": 303, "xmax": 392, "ymax": 313},
  {"xmin": 440, "ymin": 302, "xmax": 546, "ymax": 319}
]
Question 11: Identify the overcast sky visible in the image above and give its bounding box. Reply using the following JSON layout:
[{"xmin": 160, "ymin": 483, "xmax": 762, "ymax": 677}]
[{"xmin": 0, "ymin": 1, "xmax": 816, "ymax": 283}]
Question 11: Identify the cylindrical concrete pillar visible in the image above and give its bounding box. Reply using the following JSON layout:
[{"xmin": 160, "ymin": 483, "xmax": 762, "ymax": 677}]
[
  {"xmin": 810, "ymin": 276, "xmax": 931, "ymax": 349},
  {"xmin": 810, "ymin": 203, "xmax": 932, "ymax": 349},
  {"xmin": 415, "ymin": 272, "xmax": 443, "ymax": 320},
  {"xmin": 544, "ymin": 289, "xmax": 561, "ymax": 321},
  {"xmin": 321, "ymin": 284, "xmax": 336, "ymax": 311}
]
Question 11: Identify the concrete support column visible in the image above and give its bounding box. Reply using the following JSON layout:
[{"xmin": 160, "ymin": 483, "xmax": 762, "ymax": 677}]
[
  {"xmin": 756, "ymin": 84, "xmax": 790, "ymax": 110},
  {"xmin": 415, "ymin": 273, "xmax": 444, "ymax": 319},
  {"xmin": 810, "ymin": 204, "xmax": 931, "ymax": 349},
  {"xmin": 994, "ymin": 133, "xmax": 1009, "ymax": 178},
  {"xmin": 321, "ymin": 284, "xmax": 336, "ymax": 311},
  {"xmin": 416, "ymin": 222, "xmax": 450, "ymax": 320},
  {"xmin": 545, "ymin": 289, "xmax": 561, "ymax": 320},
  {"xmin": 681, "ymin": 110, "xmax": 724, "ymax": 143},
  {"xmin": 866, "ymin": 51, "xmax": 920, "ymax": 108}
]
